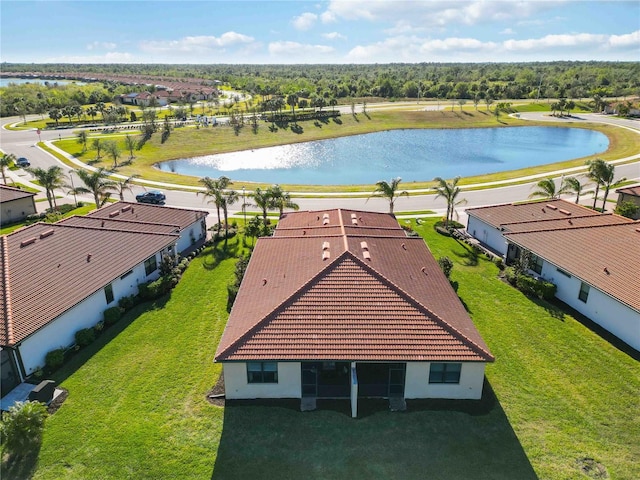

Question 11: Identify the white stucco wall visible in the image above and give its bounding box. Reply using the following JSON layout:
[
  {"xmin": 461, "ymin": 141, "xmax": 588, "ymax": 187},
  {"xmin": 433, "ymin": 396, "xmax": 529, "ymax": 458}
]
[
  {"xmin": 223, "ymin": 362, "xmax": 301, "ymax": 399},
  {"xmin": 404, "ymin": 362, "xmax": 486, "ymax": 400},
  {"xmin": 467, "ymin": 216, "xmax": 507, "ymax": 255},
  {"xmin": 177, "ymin": 219, "xmax": 207, "ymax": 253},
  {"xmin": 538, "ymin": 260, "xmax": 640, "ymax": 351},
  {"xmin": 18, "ymin": 256, "xmax": 162, "ymax": 375},
  {"xmin": 1, "ymin": 197, "xmax": 36, "ymax": 225}
]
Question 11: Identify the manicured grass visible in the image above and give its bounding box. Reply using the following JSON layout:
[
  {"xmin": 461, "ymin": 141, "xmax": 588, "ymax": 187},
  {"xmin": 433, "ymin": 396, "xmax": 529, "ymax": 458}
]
[
  {"xmin": 0, "ymin": 203, "xmax": 95, "ymax": 235},
  {"xmin": 16, "ymin": 224, "xmax": 640, "ymax": 480},
  {"xmin": 51, "ymin": 109, "xmax": 638, "ymax": 193}
]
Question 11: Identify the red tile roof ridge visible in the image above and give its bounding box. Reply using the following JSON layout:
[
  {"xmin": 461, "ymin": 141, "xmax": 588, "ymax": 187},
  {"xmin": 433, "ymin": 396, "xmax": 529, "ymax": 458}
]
[
  {"xmin": 59, "ymin": 215, "xmax": 181, "ymax": 230},
  {"xmin": 500, "ymin": 212, "xmax": 619, "ymax": 227},
  {"xmin": 92, "ymin": 201, "xmax": 208, "ymax": 217},
  {"xmin": 0, "ymin": 236, "xmax": 14, "ymax": 345},
  {"xmin": 504, "ymin": 220, "xmax": 640, "ymax": 236},
  {"xmin": 49, "ymin": 221, "xmax": 180, "ymax": 238},
  {"xmin": 467, "ymin": 198, "xmax": 592, "ymax": 213}
]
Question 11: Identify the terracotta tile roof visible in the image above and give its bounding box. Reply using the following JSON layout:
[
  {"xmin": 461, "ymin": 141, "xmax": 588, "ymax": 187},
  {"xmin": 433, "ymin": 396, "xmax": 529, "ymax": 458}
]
[
  {"xmin": 86, "ymin": 201, "xmax": 207, "ymax": 230},
  {"xmin": 59, "ymin": 215, "xmax": 181, "ymax": 235},
  {"xmin": 502, "ymin": 213, "xmax": 633, "ymax": 233},
  {"xmin": 0, "ymin": 222, "xmax": 178, "ymax": 346},
  {"xmin": 504, "ymin": 222, "xmax": 640, "ymax": 312},
  {"xmin": 466, "ymin": 199, "xmax": 600, "ymax": 229},
  {"xmin": 0, "ymin": 185, "xmax": 36, "ymax": 203},
  {"xmin": 215, "ymin": 209, "xmax": 493, "ymax": 363},
  {"xmin": 616, "ymin": 185, "xmax": 640, "ymax": 197}
]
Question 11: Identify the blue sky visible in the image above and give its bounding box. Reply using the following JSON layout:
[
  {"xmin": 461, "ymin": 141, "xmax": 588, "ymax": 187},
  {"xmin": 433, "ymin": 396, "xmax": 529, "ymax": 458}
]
[{"xmin": 1, "ymin": 1, "xmax": 638, "ymax": 63}]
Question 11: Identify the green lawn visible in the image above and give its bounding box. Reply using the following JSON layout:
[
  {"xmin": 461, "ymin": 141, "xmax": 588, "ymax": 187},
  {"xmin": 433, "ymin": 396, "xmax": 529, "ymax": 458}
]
[{"xmin": 10, "ymin": 222, "xmax": 639, "ymax": 480}]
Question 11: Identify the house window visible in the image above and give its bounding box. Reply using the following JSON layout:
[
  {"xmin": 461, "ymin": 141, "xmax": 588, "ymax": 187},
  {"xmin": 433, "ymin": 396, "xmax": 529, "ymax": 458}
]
[
  {"xmin": 556, "ymin": 267, "xmax": 571, "ymax": 278},
  {"xmin": 247, "ymin": 362, "xmax": 278, "ymax": 383},
  {"xmin": 429, "ymin": 363, "xmax": 462, "ymax": 384},
  {"xmin": 104, "ymin": 283, "xmax": 114, "ymax": 304},
  {"xmin": 578, "ymin": 282, "xmax": 590, "ymax": 303},
  {"xmin": 144, "ymin": 255, "xmax": 158, "ymax": 276},
  {"xmin": 530, "ymin": 255, "xmax": 543, "ymax": 275},
  {"xmin": 120, "ymin": 270, "xmax": 133, "ymax": 280}
]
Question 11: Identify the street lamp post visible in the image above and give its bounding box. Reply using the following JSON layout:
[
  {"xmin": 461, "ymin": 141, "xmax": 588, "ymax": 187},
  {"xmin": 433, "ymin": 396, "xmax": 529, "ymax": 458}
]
[
  {"xmin": 69, "ymin": 171, "xmax": 78, "ymax": 207},
  {"xmin": 242, "ymin": 186, "xmax": 247, "ymax": 227}
]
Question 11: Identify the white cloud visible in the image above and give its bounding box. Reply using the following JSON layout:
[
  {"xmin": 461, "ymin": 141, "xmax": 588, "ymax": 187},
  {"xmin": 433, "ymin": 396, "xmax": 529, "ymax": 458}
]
[
  {"xmin": 292, "ymin": 12, "xmax": 318, "ymax": 31},
  {"xmin": 504, "ymin": 33, "xmax": 604, "ymax": 51},
  {"xmin": 322, "ymin": 32, "xmax": 346, "ymax": 41},
  {"xmin": 608, "ymin": 30, "xmax": 640, "ymax": 49},
  {"xmin": 43, "ymin": 52, "xmax": 135, "ymax": 63},
  {"xmin": 139, "ymin": 32, "xmax": 255, "ymax": 55},
  {"xmin": 86, "ymin": 41, "xmax": 117, "ymax": 51},
  {"xmin": 268, "ymin": 41, "xmax": 335, "ymax": 60},
  {"xmin": 500, "ymin": 28, "xmax": 515, "ymax": 35},
  {"xmin": 324, "ymin": 0, "xmax": 563, "ymax": 27}
]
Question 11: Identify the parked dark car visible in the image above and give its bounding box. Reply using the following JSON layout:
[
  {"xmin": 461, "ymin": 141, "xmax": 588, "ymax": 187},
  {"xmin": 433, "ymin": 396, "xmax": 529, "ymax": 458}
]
[
  {"xmin": 16, "ymin": 157, "xmax": 30, "ymax": 167},
  {"xmin": 135, "ymin": 190, "xmax": 166, "ymax": 204}
]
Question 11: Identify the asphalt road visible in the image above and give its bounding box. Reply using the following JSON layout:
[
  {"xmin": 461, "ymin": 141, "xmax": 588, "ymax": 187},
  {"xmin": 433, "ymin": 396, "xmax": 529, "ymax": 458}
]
[{"xmin": 1, "ymin": 111, "xmax": 639, "ymax": 224}]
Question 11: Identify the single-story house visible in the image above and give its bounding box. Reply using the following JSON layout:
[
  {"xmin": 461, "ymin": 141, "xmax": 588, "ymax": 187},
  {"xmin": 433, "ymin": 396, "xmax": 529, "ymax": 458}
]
[
  {"xmin": 0, "ymin": 185, "xmax": 37, "ymax": 226},
  {"xmin": 616, "ymin": 185, "xmax": 640, "ymax": 220},
  {"xmin": 215, "ymin": 209, "xmax": 494, "ymax": 417},
  {"xmin": 465, "ymin": 199, "xmax": 603, "ymax": 256},
  {"xmin": 84, "ymin": 201, "xmax": 208, "ymax": 254},
  {"xmin": 0, "ymin": 222, "xmax": 179, "ymax": 397},
  {"xmin": 503, "ymin": 222, "xmax": 640, "ymax": 351}
]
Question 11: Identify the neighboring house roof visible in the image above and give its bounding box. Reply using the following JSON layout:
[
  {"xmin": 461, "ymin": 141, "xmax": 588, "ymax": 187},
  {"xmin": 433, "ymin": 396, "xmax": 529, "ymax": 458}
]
[
  {"xmin": 86, "ymin": 202, "xmax": 207, "ymax": 231},
  {"xmin": 616, "ymin": 185, "xmax": 640, "ymax": 198},
  {"xmin": 0, "ymin": 222, "xmax": 179, "ymax": 346},
  {"xmin": 501, "ymin": 213, "xmax": 633, "ymax": 234},
  {"xmin": 215, "ymin": 209, "xmax": 494, "ymax": 363},
  {"xmin": 58, "ymin": 215, "xmax": 181, "ymax": 235},
  {"xmin": 0, "ymin": 185, "xmax": 36, "ymax": 203},
  {"xmin": 504, "ymin": 222, "xmax": 640, "ymax": 312},
  {"xmin": 466, "ymin": 199, "xmax": 600, "ymax": 229}
]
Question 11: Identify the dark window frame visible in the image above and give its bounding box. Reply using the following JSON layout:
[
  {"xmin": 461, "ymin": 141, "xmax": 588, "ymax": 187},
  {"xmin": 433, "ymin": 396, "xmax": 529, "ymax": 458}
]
[
  {"xmin": 144, "ymin": 255, "xmax": 158, "ymax": 276},
  {"xmin": 104, "ymin": 283, "xmax": 114, "ymax": 304},
  {"xmin": 530, "ymin": 255, "xmax": 543, "ymax": 275},
  {"xmin": 429, "ymin": 362, "xmax": 462, "ymax": 384},
  {"xmin": 578, "ymin": 282, "xmax": 590, "ymax": 303},
  {"xmin": 247, "ymin": 362, "xmax": 278, "ymax": 384}
]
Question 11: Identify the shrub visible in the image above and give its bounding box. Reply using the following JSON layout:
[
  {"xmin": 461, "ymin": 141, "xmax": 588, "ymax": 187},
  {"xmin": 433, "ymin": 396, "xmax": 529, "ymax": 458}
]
[
  {"xmin": 0, "ymin": 401, "xmax": 47, "ymax": 459},
  {"xmin": 118, "ymin": 294, "xmax": 137, "ymax": 312},
  {"xmin": 138, "ymin": 277, "xmax": 171, "ymax": 300},
  {"xmin": 438, "ymin": 256, "xmax": 454, "ymax": 279},
  {"xmin": 494, "ymin": 257, "xmax": 505, "ymax": 270},
  {"xmin": 435, "ymin": 226, "xmax": 451, "ymax": 236},
  {"xmin": 103, "ymin": 306, "xmax": 122, "ymax": 326},
  {"xmin": 45, "ymin": 348, "xmax": 64, "ymax": 370},
  {"xmin": 75, "ymin": 327, "xmax": 95, "ymax": 347},
  {"xmin": 513, "ymin": 273, "xmax": 557, "ymax": 300},
  {"xmin": 503, "ymin": 266, "xmax": 518, "ymax": 285}
]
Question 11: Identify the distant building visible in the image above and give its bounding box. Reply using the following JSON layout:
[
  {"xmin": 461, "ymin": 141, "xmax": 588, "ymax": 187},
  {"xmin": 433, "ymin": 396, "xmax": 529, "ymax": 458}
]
[
  {"xmin": 616, "ymin": 185, "xmax": 640, "ymax": 220},
  {"xmin": 0, "ymin": 185, "xmax": 36, "ymax": 226}
]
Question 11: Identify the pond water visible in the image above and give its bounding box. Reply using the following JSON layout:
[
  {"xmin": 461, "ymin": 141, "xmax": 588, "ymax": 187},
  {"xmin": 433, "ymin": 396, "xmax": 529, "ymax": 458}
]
[
  {"xmin": 0, "ymin": 77, "xmax": 85, "ymax": 87},
  {"xmin": 157, "ymin": 127, "xmax": 609, "ymax": 185}
]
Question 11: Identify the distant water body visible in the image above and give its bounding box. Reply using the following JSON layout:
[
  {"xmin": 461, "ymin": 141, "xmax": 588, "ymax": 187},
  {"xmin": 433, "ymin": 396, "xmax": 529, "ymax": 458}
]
[
  {"xmin": 0, "ymin": 78, "xmax": 85, "ymax": 87},
  {"xmin": 157, "ymin": 126, "xmax": 609, "ymax": 185}
]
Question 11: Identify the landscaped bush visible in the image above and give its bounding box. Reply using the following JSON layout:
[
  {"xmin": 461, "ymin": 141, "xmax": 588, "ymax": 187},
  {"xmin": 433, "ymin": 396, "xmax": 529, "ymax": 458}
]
[
  {"xmin": 74, "ymin": 327, "xmax": 95, "ymax": 347},
  {"xmin": 0, "ymin": 401, "xmax": 48, "ymax": 461},
  {"xmin": 504, "ymin": 268, "xmax": 557, "ymax": 301},
  {"xmin": 438, "ymin": 256, "xmax": 454, "ymax": 279},
  {"xmin": 45, "ymin": 348, "xmax": 65, "ymax": 370},
  {"xmin": 435, "ymin": 226, "xmax": 451, "ymax": 236},
  {"xmin": 118, "ymin": 294, "xmax": 137, "ymax": 312},
  {"xmin": 138, "ymin": 277, "xmax": 172, "ymax": 300},
  {"xmin": 103, "ymin": 306, "xmax": 122, "ymax": 326}
]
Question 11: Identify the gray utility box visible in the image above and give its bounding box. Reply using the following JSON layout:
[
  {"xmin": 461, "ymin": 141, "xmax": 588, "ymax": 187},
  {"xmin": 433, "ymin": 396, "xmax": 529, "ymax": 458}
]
[{"xmin": 28, "ymin": 380, "xmax": 56, "ymax": 404}]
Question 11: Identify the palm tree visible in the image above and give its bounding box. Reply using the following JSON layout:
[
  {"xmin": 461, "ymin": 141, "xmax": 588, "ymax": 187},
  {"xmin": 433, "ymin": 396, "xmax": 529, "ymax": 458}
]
[
  {"xmin": 92, "ymin": 138, "xmax": 104, "ymax": 159},
  {"xmin": 286, "ymin": 93, "xmax": 298, "ymax": 122},
  {"xmin": 528, "ymin": 177, "xmax": 566, "ymax": 200},
  {"xmin": 0, "ymin": 153, "xmax": 16, "ymax": 185},
  {"xmin": 124, "ymin": 134, "xmax": 137, "ymax": 160},
  {"xmin": 249, "ymin": 187, "xmax": 272, "ymax": 221},
  {"xmin": 112, "ymin": 175, "xmax": 140, "ymax": 201},
  {"xmin": 27, "ymin": 166, "xmax": 66, "ymax": 210},
  {"xmin": 599, "ymin": 163, "xmax": 626, "ymax": 211},
  {"xmin": 77, "ymin": 131, "xmax": 88, "ymax": 153},
  {"xmin": 220, "ymin": 189, "xmax": 239, "ymax": 246},
  {"xmin": 562, "ymin": 176, "xmax": 585, "ymax": 204},
  {"xmin": 73, "ymin": 168, "xmax": 117, "ymax": 208},
  {"xmin": 103, "ymin": 140, "xmax": 121, "ymax": 169},
  {"xmin": 267, "ymin": 184, "xmax": 299, "ymax": 216},
  {"xmin": 586, "ymin": 158, "xmax": 608, "ymax": 209},
  {"xmin": 198, "ymin": 175, "xmax": 231, "ymax": 227},
  {"xmin": 369, "ymin": 177, "xmax": 408, "ymax": 215},
  {"xmin": 48, "ymin": 107, "xmax": 62, "ymax": 128},
  {"xmin": 433, "ymin": 176, "xmax": 467, "ymax": 228}
]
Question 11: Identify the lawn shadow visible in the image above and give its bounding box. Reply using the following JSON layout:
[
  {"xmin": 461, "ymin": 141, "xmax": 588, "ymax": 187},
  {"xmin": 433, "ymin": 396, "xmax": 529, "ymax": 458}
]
[
  {"xmin": 201, "ymin": 238, "xmax": 241, "ymax": 270},
  {"xmin": 530, "ymin": 297, "xmax": 566, "ymax": 322},
  {"xmin": 211, "ymin": 380, "xmax": 538, "ymax": 480},
  {"xmin": 50, "ymin": 297, "xmax": 171, "ymax": 385},
  {"xmin": 452, "ymin": 238, "xmax": 479, "ymax": 266},
  {"xmin": 1, "ymin": 442, "xmax": 42, "ymax": 480}
]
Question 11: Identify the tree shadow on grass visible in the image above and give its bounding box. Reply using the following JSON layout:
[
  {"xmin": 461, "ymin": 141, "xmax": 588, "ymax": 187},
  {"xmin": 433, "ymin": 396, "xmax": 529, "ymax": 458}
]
[
  {"xmin": 530, "ymin": 297, "xmax": 566, "ymax": 322},
  {"xmin": 201, "ymin": 238, "xmax": 241, "ymax": 271},
  {"xmin": 1, "ymin": 442, "xmax": 42, "ymax": 480},
  {"xmin": 211, "ymin": 379, "xmax": 538, "ymax": 480},
  {"xmin": 452, "ymin": 239, "xmax": 479, "ymax": 266}
]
